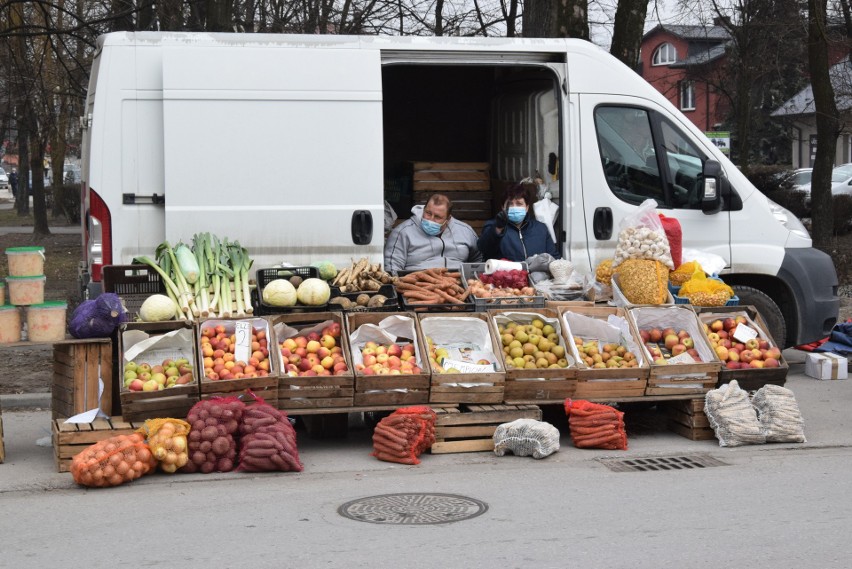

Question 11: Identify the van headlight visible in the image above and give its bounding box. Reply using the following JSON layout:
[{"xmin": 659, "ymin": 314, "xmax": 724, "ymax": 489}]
[{"xmin": 768, "ymin": 200, "xmax": 810, "ymax": 239}]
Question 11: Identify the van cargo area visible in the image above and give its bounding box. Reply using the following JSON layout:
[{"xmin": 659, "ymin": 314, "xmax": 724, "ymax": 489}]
[{"xmin": 381, "ymin": 64, "xmax": 561, "ymax": 234}]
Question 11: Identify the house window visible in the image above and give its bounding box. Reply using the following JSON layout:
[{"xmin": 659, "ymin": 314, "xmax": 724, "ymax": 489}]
[
  {"xmin": 652, "ymin": 43, "xmax": 677, "ymax": 65},
  {"xmin": 680, "ymin": 81, "xmax": 696, "ymax": 111}
]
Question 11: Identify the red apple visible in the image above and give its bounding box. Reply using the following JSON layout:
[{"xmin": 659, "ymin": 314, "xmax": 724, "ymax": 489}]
[
  {"xmin": 728, "ymin": 349, "xmax": 740, "ymax": 362},
  {"xmin": 128, "ymin": 378, "xmax": 144, "ymax": 391},
  {"xmin": 671, "ymin": 344, "xmax": 687, "ymax": 356},
  {"xmin": 726, "ymin": 361, "xmax": 741, "ymax": 370},
  {"xmin": 649, "ymin": 328, "xmax": 663, "ymax": 343},
  {"xmin": 640, "ymin": 329, "xmax": 651, "ymax": 343},
  {"xmin": 766, "ymin": 347, "xmax": 782, "ymax": 360},
  {"xmin": 664, "ymin": 334, "xmax": 680, "ymax": 349},
  {"xmin": 745, "ymin": 338, "xmax": 760, "ymax": 351},
  {"xmin": 740, "ymin": 350, "xmax": 755, "ymax": 364},
  {"xmin": 677, "ymin": 329, "xmax": 690, "ymax": 340},
  {"xmin": 758, "ymin": 339, "xmax": 770, "ymax": 351},
  {"xmin": 764, "ymin": 357, "xmax": 780, "ymax": 368}
]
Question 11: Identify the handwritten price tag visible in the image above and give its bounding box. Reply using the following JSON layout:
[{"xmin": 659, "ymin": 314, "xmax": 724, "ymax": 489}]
[
  {"xmin": 234, "ymin": 321, "xmax": 252, "ymax": 363},
  {"xmin": 732, "ymin": 323, "xmax": 758, "ymax": 343}
]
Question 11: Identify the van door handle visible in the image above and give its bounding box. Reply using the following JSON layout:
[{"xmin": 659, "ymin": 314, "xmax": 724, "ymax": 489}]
[
  {"xmin": 351, "ymin": 210, "xmax": 373, "ymax": 245},
  {"xmin": 593, "ymin": 207, "xmax": 613, "ymax": 240}
]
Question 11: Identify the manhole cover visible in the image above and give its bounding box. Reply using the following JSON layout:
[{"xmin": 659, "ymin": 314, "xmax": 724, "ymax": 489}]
[
  {"xmin": 598, "ymin": 454, "xmax": 728, "ymax": 472},
  {"xmin": 338, "ymin": 493, "xmax": 488, "ymax": 525}
]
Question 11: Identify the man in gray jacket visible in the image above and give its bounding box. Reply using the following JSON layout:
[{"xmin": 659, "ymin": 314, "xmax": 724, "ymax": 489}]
[{"xmin": 384, "ymin": 193, "xmax": 482, "ymax": 273}]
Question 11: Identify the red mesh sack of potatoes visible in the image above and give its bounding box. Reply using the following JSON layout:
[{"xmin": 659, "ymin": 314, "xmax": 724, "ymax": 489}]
[
  {"xmin": 564, "ymin": 399, "xmax": 628, "ymax": 450},
  {"xmin": 659, "ymin": 214, "xmax": 682, "ymax": 269},
  {"xmin": 182, "ymin": 396, "xmax": 245, "ymax": 474},
  {"xmin": 371, "ymin": 406, "xmax": 437, "ymax": 465},
  {"xmin": 71, "ymin": 433, "xmax": 158, "ymax": 487},
  {"xmin": 237, "ymin": 393, "xmax": 303, "ymax": 473}
]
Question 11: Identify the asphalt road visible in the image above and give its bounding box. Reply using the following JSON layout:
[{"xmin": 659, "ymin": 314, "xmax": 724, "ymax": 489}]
[{"xmin": 1, "ymin": 352, "xmax": 850, "ymax": 568}]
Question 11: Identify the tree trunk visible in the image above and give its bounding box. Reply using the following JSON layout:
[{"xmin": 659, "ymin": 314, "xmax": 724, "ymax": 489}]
[
  {"xmin": 523, "ymin": 0, "xmax": 555, "ymax": 37},
  {"xmin": 27, "ymin": 117, "xmax": 51, "ymax": 236},
  {"xmin": 610, "ymin": 0, "xmax": 649, "ymax": 69},
  {"xmin": 16, "ymin": 128, "xmax": 30, "ymax": 216},
  {"xmin": 807, "ymin": 0, "xmax": 838, "ymax": 247},
  {"xmin": 556, "ymin": 0, "xmax": 589, "ymax": 40},
  {"xmin": 435, "ymin": 0, "xmax": 444, "ymax": 36}
]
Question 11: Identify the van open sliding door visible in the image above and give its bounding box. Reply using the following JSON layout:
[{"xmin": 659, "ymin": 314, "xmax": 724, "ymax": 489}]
[{"xmin": 161, "ymin": 40, "xmax": 384, "ymax": 267}]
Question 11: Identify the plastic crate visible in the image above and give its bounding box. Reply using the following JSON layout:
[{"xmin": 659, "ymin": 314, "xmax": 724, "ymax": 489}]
[
  {"xmin": 460, "ymin": 263, "xmax": 545, "ymax": 310},
  {"xmin": 397, "ymin": 270, "xmax": 475, "ymax": 313},
  {"xmin": 102, "ymin": 264, "xmax": 166, "ymax": 320},
  {"xmin": 254, "ymin": 266, "xmax": 331, "ymax": 315},
  {"xmin": 384, "ymin": 176, "xmax": 411, "ymax": 205},
  {"xmin": 328, "ymin": 284, "xmax": 400, "ymax": 312}
]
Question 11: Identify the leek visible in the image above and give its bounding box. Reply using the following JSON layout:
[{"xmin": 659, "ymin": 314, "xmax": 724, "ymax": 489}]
[{"xmin": 132, "ymin": 255, "xmax": 190, "ymax": 316}]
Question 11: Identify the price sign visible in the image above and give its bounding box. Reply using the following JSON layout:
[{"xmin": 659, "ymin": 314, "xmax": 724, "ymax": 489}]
[
  {"xmin": 234, "ymin": 321, "xmax": 252, "ymax": 363},
  {"xmin": 732, "ymin": 323, "xmax": 758, "ymax": 343}
]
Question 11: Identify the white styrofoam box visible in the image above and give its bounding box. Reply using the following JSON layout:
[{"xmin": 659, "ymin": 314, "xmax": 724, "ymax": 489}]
[{"xmin": 805, "ymin": 352, "xmax": 848, "ymax": 380}]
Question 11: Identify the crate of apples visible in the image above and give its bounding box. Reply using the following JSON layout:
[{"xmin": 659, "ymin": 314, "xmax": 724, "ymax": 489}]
[
  {"xmin": 573, "ymin": 337, "xmax": 640, "ymax": 369},
  {"xmin": 124, "ymin": 358, "xmax": 194, "ymax": 392},
  {"xmin": 704, "ymin": 316, "xmax": 783, "ymax": 370},
  {"xmin": 355, "ymin": 341, "xmax": 422, "ymax": 375},
  {"xmin": 200, "ymin": 323, "xmax": 272, "ymax": 381},
  {"xmin": 279, "ymin": 321, "xmax": 349, "ymax": 376},
  {"xmin": 638, "ymin": 327, "xmax": 702, "ymax": 364}
]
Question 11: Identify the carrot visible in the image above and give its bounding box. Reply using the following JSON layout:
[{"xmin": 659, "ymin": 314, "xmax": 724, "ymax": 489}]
[{"xmin": 570, "ymin": 424, "xmax": 617, "ymax": 436}]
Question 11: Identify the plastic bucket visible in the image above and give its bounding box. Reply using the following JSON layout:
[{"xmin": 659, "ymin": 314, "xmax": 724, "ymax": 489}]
[
  {"xmin": 0, "ymin": 305, "xmax": 22, "ymax": 343},
  {"xmin": 6, "ymin": 246, "xmax": 46, "ymax": 277},
  {"xmin": 6, "ymin": 275, "xmax": 46, "ymax": 305},
  {"xmin": 27, "ymin": 301, "xmax": 68, "ymax": 342}
]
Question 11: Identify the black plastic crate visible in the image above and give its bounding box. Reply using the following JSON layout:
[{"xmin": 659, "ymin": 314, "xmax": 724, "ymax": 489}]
[
  {"xmin": 102, "ymin": 264, "xmax": 166, "ymax": 321},
  {"xmin": 254, "ymin": 266, "xmax": 330, "ymax": 315},
  {"xmin": 460, "ymin": 263, "xmax": 545, "ymax": 310},
  {"xmin": 328, "ymin": 284, "xmax": 400, "ymax": 312},
  {"xmin": 396, "ymin": 270, "xmax": 475, "ymax": 313}
]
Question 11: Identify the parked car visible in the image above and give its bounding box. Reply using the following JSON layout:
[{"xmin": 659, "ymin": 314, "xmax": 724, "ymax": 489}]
[
  {"xmin": 0, "ymin": 167, "xmax": 9, "ymax": 192},
  {"xmin": 801, "ymin": 163, "xmax": 852, "ymax": 210}
]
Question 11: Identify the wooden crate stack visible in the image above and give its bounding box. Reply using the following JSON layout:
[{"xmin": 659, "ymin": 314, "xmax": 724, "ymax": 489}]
[
  {"xmin": 52, "ymin": 417, "xmax": 141, "ymax": 472},
  {"xmin": 412, "ymin": 162, "xmax": 492, "ymax": 233},
  {"xmin": 431, "ymin": 404, "xmax": 542, "ymax": 454},
  {"xmin": 52, "ymin": 339, "xmax": 113, "ymax": 419},
  {"xmin": 662, "ymin": 398, "xmax": 716, "ymax": 441}
]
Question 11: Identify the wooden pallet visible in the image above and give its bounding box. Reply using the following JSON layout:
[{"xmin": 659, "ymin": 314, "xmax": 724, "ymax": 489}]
[
  {"xmin": 661, "ymin": 398, "xmax": 716, "ymax": 441},
  {"xmin": 431, "ymin": 404, "xmax": 542, "ymax": 454},
  {"xmin": 52, "ymin": 417, "xmax": 142, "ymax": 473},
  {"xmin": 411, "ymin": 162, "xmax": 493, "ymax": 227},
  {"xmin": 52, "ymin": 340, "xmax": 113, "ymax": 419}
]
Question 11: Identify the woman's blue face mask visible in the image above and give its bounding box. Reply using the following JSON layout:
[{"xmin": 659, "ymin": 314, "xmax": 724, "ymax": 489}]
[
  {"xmin": 507, "ymin": 206, "xmax": 527, "ymax": 224},
  {"xmin": 421, "ymin": 218, "xmax": 443, "ymax": 236}
]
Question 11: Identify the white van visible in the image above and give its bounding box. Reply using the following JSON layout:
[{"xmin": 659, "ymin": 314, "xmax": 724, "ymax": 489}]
[{"xmin": 80, "ymin": 32, "xmax": 839, "ymax": 347}]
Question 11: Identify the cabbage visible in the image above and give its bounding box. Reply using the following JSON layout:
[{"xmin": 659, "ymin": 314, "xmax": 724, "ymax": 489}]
[
  {"xmin": 296, "ymin": 278, "xmax": 331, "ymax": 306},
  {"xmin": 69, "ymin": 293, "xmax": 129, "ymax": 338},
  {"xmin": 262, "ymin": 279, "xmax": 298, "ymax": 307},
  {"xmin": 311, "ymin": 261, "xmax": 338, "ymax": 281},
  {"xmin": 139, "ymin": 294, "xmax": 178, "ymax": 322}
]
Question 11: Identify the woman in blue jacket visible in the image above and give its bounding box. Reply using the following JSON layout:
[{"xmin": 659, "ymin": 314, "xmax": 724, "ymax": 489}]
[{"xmin": 478, "ymin": 183, "xmax": 559, "ymax": 262}]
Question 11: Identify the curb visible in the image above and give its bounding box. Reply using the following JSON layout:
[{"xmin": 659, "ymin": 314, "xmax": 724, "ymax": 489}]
[{"xmin": 0, "ymin": 392, "xmax": 51, "ymax": 409}]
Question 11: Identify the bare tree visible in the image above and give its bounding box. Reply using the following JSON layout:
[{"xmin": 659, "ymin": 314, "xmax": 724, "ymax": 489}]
[{"xmin": 609, "ymin": 0, "xmax": 648, "ymax": 68}]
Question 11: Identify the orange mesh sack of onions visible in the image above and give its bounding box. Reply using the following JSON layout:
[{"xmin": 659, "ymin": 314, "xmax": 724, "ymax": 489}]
[
  {"xmin": 71, "ymin": 433, "xmax": 158, "ymax": 487},
  {"xmin": 137, "ymin": 418, "xmax": 191, "ymax": 474}
]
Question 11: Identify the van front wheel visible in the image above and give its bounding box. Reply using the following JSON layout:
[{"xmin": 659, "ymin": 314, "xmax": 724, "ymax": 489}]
[{"xmin": 731, "ymin": 285, "xmax": 787, "ymax": 348}]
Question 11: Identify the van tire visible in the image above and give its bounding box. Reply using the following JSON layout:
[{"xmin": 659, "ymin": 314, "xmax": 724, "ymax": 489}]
[{"xmin": 731, "ymin": 285, "xmax": 786, "ymax": 348}]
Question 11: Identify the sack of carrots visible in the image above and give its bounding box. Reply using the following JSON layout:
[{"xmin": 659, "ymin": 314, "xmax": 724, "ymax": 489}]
[
  {"xmin": 371, "ymin": 406, "xmax": 437, "ymax": 465},
  {"xmin": 395, "ymin": 268, "xmax": 471, "ymax": 307},
  {"xmin": 564, "ymin": 399, "xmax": 628, "ymax": 450}
]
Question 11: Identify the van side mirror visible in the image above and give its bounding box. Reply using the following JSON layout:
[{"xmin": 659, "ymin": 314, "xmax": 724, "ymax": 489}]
[{"xmin": 701, "ymin": 160, "xmax": 723, "ymax": 215}]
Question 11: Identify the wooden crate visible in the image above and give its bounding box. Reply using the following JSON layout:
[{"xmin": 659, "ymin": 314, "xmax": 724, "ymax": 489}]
[
  {"xmin": 266, "ymin": 312, "xmax": 355, "ymax": 410},
  {"xmin": 51, "ymin": 417, "xmax": 141, "ymax": 473},
  {"xmin": 694, "ymin": 306, "xmax": 789, "ymax": 390},
  {"xmin": 661, "ymin": 398, "xmax": 716, "ymax": 441},
  {"xmin": 411, "ymin": 162, "xmax": 493, "ymax": 228},
  {"xmin": 417, "ymin": 313, "xmax": 506, "ymax": 405},
  {"xmin": 559, "ymin": 305, "xmax": 650, "ymax": 399},
  {"xmin": 347, "ymin": 312, "xmax": 430, "ymax": 406},
  {"xmin": 118, "ymin": 322, "xmax": 200, "ymax": 422},
  {"xmin": 489, "ymin": 308, "xmax": 577, "ymax": 404},
  {"xmin": 431, "ymin": 404, "xmax": 542, "ymax": 454},
  {"xmin": 52, "ymin": 339, "xmax": 113, "ymax": 419}
]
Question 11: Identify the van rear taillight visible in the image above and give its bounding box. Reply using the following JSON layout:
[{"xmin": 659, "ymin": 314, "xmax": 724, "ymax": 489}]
[{"xmin": 87, "ymin": 188, "xmax": 112, "ymax": 282}]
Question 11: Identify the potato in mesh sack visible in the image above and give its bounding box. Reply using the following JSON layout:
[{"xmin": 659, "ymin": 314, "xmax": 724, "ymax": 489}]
[
  {"xmin": 679, "ymin": 271, "xmax": 734, "ymax": 306},
  {"xmin": 238, "ymin": 395, "xmax": 303, "ymax": 473},
  {"xmin": 493, "ymin": 418, "xmax": 560, "ymax": 459},
  {"xmin": 71, "ymin": 433, "xmax": 158, "ymax": 487},
  {"xmin": 371, "ymin": 406, "xmax": 436, "ymax": 465},
  {"xmin": 595, "ymin": 258, "xmax": 615, "ymax": 285},
  {"xmin": 669, "ymin": 260, "xmax": 704, "ymax": 286},
  {"xmin": 182, "ymin": 396, "xmax": 245, "ymax": 473},
  {"xmin": 614, "ymin": 259, "xmax": 669, "ymax": 305}
]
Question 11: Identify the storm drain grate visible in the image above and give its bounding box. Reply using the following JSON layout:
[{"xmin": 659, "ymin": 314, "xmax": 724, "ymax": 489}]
[
  {"xmin": 338, "ymin": 493, "xmax": 488, "ymax": 525},
  {"xmin": 598, "ymin": 454, "xmax": 728, "ymax": 473}
]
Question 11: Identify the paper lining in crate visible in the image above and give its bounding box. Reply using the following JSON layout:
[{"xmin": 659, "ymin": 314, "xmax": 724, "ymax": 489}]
[
  {"xmin": 626, "ymin": 305, "xmax": 721, "ymax": 395},
  {"xmin": 197, "ymin": 318, "xmax": 278, "ymax": 406},
  {"xmin": 559, "ymin": 305, "xmax": 649, "ymax": 398},
  {"xmin": 118, "ymin": 322, "xmax": 200, "ymax": 421},
  {"xmin": 489, "ymin": 308, "xmax": 577, "ymax": 404},
  {"xmin": 347, "ymin": 312, "xmax": 430, "ymax": 406},
  {"xmin": 694, "ymin": 306, "xmax": 789, "ymax": 389},
  {"xmin": 417, "ymin": 313, "xmax": 506, "ymax": 404},
  {"xmin": 267, "ymin": 312, "xmax": 354, "ymax": 410}
]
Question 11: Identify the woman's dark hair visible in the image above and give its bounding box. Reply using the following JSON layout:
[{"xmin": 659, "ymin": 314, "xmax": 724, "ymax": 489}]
[{"xmin": 503, "ymin": 182, "xmax": 537, "ymax": 206}]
